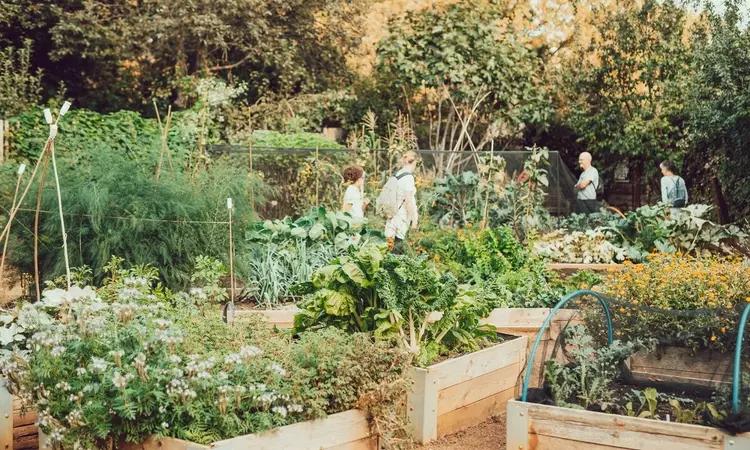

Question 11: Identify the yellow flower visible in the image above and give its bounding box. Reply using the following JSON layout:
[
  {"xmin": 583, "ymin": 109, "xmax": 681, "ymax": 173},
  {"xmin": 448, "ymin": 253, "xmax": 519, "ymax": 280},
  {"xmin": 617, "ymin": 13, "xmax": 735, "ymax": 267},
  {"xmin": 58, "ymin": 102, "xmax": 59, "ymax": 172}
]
[{"xmin": 711, "ymin": 335, "xmax": 717, "ymax": 341}]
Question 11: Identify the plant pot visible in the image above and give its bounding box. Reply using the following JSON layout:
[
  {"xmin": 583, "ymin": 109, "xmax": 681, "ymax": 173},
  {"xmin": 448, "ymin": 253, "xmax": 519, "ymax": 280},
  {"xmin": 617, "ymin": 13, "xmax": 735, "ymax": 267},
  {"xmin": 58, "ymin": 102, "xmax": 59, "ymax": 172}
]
[
  {"xmin": 123, "ymin": 409, "xmax": 376, "ymax": 450},
  {"xmin": 507, "ymin": 400, "xmax": 749, "ymax": 450},
  {"xmin": 407, "ymin": 336, "xmax": 528, "ymax": 444}
]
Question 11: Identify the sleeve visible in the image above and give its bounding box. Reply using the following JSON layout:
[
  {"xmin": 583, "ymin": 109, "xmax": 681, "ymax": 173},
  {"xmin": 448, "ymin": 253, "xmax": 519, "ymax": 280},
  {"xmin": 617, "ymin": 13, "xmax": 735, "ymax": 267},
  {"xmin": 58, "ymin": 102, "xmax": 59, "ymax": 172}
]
[
  {"xmin": 661, "ymin": 177, "xmax": 669, "ymax": 203},
  {"xmin": 343, "ymin": 186, "xmax": 358, "ymax": 205},
  {"xmin": 399, "ymin": 174, "xmax": 416, "ymax": 193}
]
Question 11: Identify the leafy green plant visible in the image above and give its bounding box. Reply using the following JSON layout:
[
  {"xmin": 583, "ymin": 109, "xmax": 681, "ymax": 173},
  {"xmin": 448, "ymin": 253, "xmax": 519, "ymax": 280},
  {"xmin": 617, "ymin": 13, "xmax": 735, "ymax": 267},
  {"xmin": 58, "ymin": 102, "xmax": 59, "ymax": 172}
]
[
  {"xmin": 533, "ymin": 229, "xmax": 627, "ymax": 264},
  {"xmin": 190, "ymin": 256, "xmax": 228, "ymax": 305},
  {"xmin": 544, "ymin": 325, "xmax": 651, "ymax": 411},
  {"xmin": 294, "ymin": 246, "xmax": 503, "ymax": 366}
]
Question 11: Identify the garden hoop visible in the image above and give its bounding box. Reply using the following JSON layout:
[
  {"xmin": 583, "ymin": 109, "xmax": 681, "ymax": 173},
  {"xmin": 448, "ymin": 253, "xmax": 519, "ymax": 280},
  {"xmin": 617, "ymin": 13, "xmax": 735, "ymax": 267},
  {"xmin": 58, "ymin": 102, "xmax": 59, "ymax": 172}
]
[{"xmin": 520, "ymin": 289, "xmax": 614, "ymax": 402}]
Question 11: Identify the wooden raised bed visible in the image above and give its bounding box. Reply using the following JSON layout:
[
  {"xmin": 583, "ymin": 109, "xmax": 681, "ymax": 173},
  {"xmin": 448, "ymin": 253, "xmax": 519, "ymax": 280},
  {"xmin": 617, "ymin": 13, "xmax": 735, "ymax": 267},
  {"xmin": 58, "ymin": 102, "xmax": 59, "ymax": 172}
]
[
  {"xmin": 507, "ymin": 400, "xmax": 750, "ymax": 450},
  {"xmin": 234, "ymin": 307, "xmax": 301, "ymax": 329},
  {"xmin": 124, "ymin": 409, "xmax": 376, "ymax": 450},
  {"xmin": 407, "ymin": 336, "xmax": 528, "ymax": 444},
  {"xmin": 1, "ymin": 382, "xmax": 39, "ymax": 450},
  {"xmin": 629, "ymin": 346, "xmax": 734, "ymax": 388}
]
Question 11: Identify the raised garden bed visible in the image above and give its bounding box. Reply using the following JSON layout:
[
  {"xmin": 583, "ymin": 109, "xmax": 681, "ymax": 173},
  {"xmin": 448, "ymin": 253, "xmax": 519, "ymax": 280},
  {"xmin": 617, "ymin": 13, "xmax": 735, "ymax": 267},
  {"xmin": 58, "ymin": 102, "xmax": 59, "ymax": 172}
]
[
  {"xmin": 629, "ymin": 346, "xmax": 733, "ymax": 388},
  {"xmin": 233, "ymin": 305, "xmax": 301, "ymax": 329},
  {"xmin": 408, "ymin": 336, "xmax": 528, "ymax": 444},
  {"xmin": 1, "ymin": 383, "xmax": 38, "ymax": 450},
  {"xmin": 120, "ymin": 409, "xmax": 375, "ymax": 450},
  {"xmin": 507, "ymin": 400, "xmax": 750, "ymax": 450}
]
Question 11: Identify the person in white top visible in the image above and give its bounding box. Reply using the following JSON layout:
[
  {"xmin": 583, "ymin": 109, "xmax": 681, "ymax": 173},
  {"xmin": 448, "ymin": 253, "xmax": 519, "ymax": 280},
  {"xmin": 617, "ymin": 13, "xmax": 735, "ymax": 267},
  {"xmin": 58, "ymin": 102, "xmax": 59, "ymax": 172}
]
[
  {"xmin": 342, "ymin": 165, "xmax": 368, "ymax": 221},
  {"xmin": 659, "ymin": 160, "xmax": 688, "ymax": 218},
  {"xmin": 385, "ymin": 151, "xmax": 419, "ymax": 244}
]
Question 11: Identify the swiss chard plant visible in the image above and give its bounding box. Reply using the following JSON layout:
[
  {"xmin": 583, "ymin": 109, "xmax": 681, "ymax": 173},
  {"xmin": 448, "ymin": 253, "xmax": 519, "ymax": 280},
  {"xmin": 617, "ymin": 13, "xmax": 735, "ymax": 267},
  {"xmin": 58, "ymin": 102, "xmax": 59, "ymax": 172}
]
[{"xmin": 293, "ymin": 245, "xmax": 503, "ymax": 366}]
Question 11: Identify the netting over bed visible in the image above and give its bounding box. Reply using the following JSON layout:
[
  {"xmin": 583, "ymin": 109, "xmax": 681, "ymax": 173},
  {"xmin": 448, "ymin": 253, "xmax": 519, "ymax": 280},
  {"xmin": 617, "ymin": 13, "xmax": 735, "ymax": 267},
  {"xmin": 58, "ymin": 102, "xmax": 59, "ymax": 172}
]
[{"xmin": 522, "ymin": 289, "xmax": 750, "ymax": 434}]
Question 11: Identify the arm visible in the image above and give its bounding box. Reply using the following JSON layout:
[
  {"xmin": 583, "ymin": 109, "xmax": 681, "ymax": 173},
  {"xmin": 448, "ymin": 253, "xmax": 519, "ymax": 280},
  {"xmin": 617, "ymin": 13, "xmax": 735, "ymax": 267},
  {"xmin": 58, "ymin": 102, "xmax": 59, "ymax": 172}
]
[
  {"xmin": 576, "ymin": 179, "xmax": 591, "ymax": 190},
  {"xmin": 343, "ymin": 202, "xmax": 353, "ymax": 213},
  {"xmin": 661, "ymin": 178, "xmax": 669, "ymax": 203},
  {"xmin": 404, "ymin": 191, "xmax": 418, "ymax": 228}
]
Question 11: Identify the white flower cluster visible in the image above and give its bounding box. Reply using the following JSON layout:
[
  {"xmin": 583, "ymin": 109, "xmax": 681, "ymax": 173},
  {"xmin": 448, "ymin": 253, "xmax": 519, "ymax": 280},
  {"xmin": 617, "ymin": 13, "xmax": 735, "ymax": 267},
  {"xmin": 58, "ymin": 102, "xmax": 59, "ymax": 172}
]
[
  {"xmin": 111, "ymin": 371, "xmax": 134, "ymax": 390},
  {"xmin": 30, "ymin": 330, "xmax": 62, "ymax": 349},
  {"xmin": 166, "ymin": 378, "xmax": 197, "ymax": 403},
  {"xmin": 90, "ymin": 357, "xmax": 108, "ymax": 372},
  {"xmin": 186, "ymin": 355, "xmax": 216, "ymax": 379},
  {"xmin": 117, "ymin": 287, "xmax": 144, "ymax": 302},
  {"xmin": 240, "ymin": 345, "xmax": 262, "ymax": 359},
  {"xmin": 534, "ymin": 229, "xmax": 627, "ymax": 264},
  {"xmin": 111, "ymin": 302, "xmax": 139, "ymax": 322},
  {"xmin": 55, "ymin": 381, "xmax": 71, "ymax": 392},
  {"xmin": 268, "ymin": 362, "xmax": 286, "ymax": 377},
  {"xmin": 123, "ymin": 277, "xmax": 148, "ymax": 288},
  {"xmin": 66, "ymin": 408, "xmax": 84, "ymax": 426}
]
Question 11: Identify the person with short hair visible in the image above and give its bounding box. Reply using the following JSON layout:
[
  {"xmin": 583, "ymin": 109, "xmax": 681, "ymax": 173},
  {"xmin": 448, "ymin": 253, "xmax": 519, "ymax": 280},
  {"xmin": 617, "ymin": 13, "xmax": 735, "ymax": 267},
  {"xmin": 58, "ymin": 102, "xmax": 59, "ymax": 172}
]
[
  {"xmin": 573, "ymin": 152, "xmax": 600, "ymax": 215},
  {"xmin": 342, "ymin": 164, "xmax": 368, "ymax": 221},
  {"xmin": 384, "ymin": 151, "xmax": 418, "ymax": 247},
  {"xmin": 660, "ymin": 160, "xmax": 688, "ymax": 217}
]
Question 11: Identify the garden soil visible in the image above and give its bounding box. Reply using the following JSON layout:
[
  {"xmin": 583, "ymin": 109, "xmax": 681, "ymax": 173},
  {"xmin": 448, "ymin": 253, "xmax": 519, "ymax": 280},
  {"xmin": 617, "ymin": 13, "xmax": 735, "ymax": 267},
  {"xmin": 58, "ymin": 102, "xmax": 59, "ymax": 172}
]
[{"xmin": 422, "ymin": 414, "xmax": 506, "ymax": 450}]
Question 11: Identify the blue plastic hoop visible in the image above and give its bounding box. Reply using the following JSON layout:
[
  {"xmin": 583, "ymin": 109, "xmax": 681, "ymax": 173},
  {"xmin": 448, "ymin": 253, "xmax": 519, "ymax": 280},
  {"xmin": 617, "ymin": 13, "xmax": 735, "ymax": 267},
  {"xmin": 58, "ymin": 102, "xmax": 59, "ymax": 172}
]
[
  {"xmin": 520, "ymin": 289, "xmax": 614, "ymax": 402},
  {"xmin": 732, "ymin": 304, "xmax": 750, "ymax": 414}
]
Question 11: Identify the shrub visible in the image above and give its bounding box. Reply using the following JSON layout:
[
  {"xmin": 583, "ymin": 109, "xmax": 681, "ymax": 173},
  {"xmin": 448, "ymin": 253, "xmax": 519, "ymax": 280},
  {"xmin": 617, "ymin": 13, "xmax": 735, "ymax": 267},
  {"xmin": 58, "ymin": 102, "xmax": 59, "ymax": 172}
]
[
  {"xmin": 0, "ymin": 269, "xmax": 409, "ymax": 447},
  {"xmin": 599, "ymin": 254, "xmax": 750, "ymax": 353},
  {"xmin": 4, "ymin": 150, "xmax": 267, "ymax": 289}
]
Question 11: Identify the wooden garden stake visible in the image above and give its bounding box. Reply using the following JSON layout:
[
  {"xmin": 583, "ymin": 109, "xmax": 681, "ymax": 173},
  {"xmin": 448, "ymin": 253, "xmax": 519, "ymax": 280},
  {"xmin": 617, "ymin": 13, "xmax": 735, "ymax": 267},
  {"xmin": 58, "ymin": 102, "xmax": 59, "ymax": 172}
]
[
  {"xmin": 50, "ymin": 138, "xmax": 72, "ymax": 288},
  {"xmin": 227, "ymin": 197, "xmax": 236, "ymax": 314},
  {"xmin": 481, "ymin": 140, "xmax": 494, "ymax": 231},
  {"xmin": 315, "ymin": 145, "xmax": 320, "ymax": 206},
  {"xmin": 0, "ymin": 164, "xmax": 25, "ymax": 286},
  {"xmin": 153, "ymin": 101, "xmax": 174, "ymax": 181},
  {"xmin": 33, "ymin": 152, "xmax": 50, "ymax": 299}
]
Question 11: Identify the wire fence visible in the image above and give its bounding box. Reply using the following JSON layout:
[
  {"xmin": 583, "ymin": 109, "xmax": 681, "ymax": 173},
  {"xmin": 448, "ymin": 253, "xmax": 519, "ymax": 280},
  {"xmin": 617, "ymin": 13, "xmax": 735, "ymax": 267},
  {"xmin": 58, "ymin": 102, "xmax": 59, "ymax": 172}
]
[{"xmin": 210, "ymin": 145, "xmax": 580, "ymax": 218}]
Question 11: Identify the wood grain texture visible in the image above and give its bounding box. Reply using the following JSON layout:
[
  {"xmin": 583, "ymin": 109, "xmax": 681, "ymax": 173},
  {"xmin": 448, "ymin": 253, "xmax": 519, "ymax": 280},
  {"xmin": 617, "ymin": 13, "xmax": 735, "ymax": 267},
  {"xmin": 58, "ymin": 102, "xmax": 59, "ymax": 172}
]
[
  {"xmin": 211, "ymin": 409, "xmax": 372, "ymax": 450},
  {"xmin": 437, "ymin": 388, "xmax": 515, "ymax": 438},
  {"xmin": 437, "ymin": 362, "xmax": 519, "ymax": 415}
]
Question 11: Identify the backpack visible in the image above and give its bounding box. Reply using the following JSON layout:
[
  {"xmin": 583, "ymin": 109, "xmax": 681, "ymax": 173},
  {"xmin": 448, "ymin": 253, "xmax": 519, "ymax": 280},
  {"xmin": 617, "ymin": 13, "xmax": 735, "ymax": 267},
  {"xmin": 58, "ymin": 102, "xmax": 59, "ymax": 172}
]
[
  {"xmin": 595, "ymin": 176, "xmax": 604, "ymax": 196},
  {"xmin": 375, "ymin": 171, "xmax": 413, "ymax": 219},
  {"xmin": 667, "ymin": 177, "xmax": 687, "ymax": 208}
]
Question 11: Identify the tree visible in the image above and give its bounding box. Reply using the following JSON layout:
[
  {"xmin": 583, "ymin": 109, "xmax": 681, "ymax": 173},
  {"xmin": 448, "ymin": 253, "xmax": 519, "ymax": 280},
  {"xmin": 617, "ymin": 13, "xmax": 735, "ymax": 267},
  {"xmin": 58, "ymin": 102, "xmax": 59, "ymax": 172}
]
[
  {"xmin": 375, "ymin": 1, "xmax": 552, "ymax": 175},
  {"xmin": 685, "ymin": 0, "xmax": 750, "ymax": 222},
  {"xmin": 0, "ymin": 0, "xmax": 368, "ymax": 112},
  {"xmin": 561, "ymin": 0, "xmax": 692, "ymax": 198}
]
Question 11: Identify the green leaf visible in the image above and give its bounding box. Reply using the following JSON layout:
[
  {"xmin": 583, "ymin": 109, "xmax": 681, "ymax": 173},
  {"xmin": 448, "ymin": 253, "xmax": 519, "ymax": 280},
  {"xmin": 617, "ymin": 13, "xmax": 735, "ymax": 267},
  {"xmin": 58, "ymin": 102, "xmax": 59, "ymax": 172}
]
[
  {"xmin": 321, "ymin": 290, "xmax": 356, "ymax": 316},
  {"xmin": 341, "ymin": 261, "xmax": 368, "ymax": 287},
  {"xmin": 308, "ymin": 223, "xmax": 325, "ymax": 240},
  {"xmin": 291, "ymin": 227, "xmax": 308, "ymax": 239}
]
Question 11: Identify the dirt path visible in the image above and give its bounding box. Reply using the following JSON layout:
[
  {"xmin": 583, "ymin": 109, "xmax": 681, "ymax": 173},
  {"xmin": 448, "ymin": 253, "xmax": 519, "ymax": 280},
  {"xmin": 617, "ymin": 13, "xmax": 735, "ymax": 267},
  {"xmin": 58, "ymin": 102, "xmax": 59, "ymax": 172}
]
[{"xmin": 421, "ymin": 414, "xmax": 506, "ymax": 450}]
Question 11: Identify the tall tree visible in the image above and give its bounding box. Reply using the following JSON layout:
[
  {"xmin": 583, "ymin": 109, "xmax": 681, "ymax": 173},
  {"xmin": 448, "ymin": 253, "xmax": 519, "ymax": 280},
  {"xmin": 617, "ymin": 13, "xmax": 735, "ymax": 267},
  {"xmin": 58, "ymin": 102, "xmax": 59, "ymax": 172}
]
[
  {"xmin": 561, "ymin": 0, "xmax": 691, "ymax": 197},
  {"xmin": 686, "ymin": 0, "xmax": 750, "ymax": 222},
  {"xmin": 0, "ymin": 0, "xmax": 368, "ymax": 112}
]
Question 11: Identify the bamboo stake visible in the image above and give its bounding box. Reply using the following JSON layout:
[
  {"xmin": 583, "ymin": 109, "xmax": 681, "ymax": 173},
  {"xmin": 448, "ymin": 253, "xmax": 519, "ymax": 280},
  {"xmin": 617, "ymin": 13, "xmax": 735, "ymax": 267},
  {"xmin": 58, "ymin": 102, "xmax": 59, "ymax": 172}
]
[
  {"xmin": 34, "ymin": 152, "xmax": 51, "ymax": 299},
  {"xmin": 315, "ymin": 145, "xmax": 320, "ymax": 206},
  {"xmin": 0, "ymin": 165, "xmax": 25, "ymax": 286},
  {"xmin": 154, "ymin": 102, "xmax": 174, "ymax": 181},
  {"xmin": 248, "ymin": 117, "xmax": 255, "ymax": 213},
  {"xmin": 227, "ymin": 198, "xmax": 235, "ymax": 304},
  {"xmin": 481, "ymin": 140, "xmax": 494, "ymax": 231},
  {"xmin": 50, "ymin": 140, "xmax": 71, "ymax": 288}
]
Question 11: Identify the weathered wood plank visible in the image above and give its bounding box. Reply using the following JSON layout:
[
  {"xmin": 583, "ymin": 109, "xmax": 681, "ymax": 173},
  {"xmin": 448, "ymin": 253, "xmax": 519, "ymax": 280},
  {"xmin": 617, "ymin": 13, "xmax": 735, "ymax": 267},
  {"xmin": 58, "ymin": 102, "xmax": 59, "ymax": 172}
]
[
  {"xmin": 510, "ymin": 401, "xmax": 725, "ymax": 450},
  {"xmin": 125, "ymin": 436, "xmax": 208, "ymax": 450},
  {"xmin": 13, "ymin": 410, "xmax": 37, "ymax": 427},
  {"xmin": 1, "ymin": 382, "xmax": 12, "ymax": 450},
  {"xmin": 630, "ymin": 347, "xmax": 732, "ymax": 387},
  {"xmin": 235, "ymin": 308, "xmax": 300, "ymax": 329},
  {"xmin": 13, "ymin": 433, "xmax": 39, "ymax": 450},
  {"xmin": 12, "ymin": 423, "xmax": 37, "ymax": 439},
  {"xmin": 430, "ymin": 337, "xmax": 527, "ymax": 390},
  {"xmin": 531, "ymin": 434, "xmax": 624, "ymax": 450},
  {"xmin": 211, "ymin": 409, "xmax": 372, "ymax": 450},
  {"xmin": 436, "ymin": 388, "xmax": 515, "ymax": 438},
  {"xmin": 437, "ymin": 362, "xmax": 519, "ymax": 415},
  {"xmin": 327, "ymin": 436, "xmax": 377, "ymax": 450},
  {"xmin": 547, "ymin": 263, "xmax": 625, "ymax": 271},
  {"xmin": 407, "ymin": 367, "xmax": 439, "ymax": 443}
]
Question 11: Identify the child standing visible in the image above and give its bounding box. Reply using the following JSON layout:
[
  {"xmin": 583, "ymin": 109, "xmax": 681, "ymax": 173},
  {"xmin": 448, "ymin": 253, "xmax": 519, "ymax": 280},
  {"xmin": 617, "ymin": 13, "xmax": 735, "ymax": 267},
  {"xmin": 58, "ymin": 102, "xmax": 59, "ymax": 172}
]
[{"xmin": 342, "ymin": 165, "xmax": 369, "ymax": 222}]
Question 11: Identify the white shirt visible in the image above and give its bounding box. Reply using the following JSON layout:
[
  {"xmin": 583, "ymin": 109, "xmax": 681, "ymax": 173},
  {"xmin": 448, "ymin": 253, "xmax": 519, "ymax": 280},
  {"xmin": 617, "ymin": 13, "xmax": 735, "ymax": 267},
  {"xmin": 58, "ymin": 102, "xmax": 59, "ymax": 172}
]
[
  {"xmin": 385, "ymin": 167, "xmax": 417, "ymax": 239},
  {"xmin": 577, "ymin": 167, "xmax": 599, "ymax": 200},
  {"xmin": 343, "ymin": 185, "xmax": 364, "ymax": 219}
]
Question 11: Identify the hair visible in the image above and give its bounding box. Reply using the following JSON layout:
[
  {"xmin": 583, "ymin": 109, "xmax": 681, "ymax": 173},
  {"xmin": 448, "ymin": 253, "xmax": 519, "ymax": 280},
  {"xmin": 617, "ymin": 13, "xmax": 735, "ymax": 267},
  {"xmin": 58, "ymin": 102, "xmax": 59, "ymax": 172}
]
[
  {"xmin": 660, "ymin": 160, "xmax": 677, "ymax": 173},
  {"xmin": 343, "ymin": 165, "xmax": 364, "ymax": 184},
  {"xmin": 400, "ymin": 150, "xmax": 418, "ymax": 166}
]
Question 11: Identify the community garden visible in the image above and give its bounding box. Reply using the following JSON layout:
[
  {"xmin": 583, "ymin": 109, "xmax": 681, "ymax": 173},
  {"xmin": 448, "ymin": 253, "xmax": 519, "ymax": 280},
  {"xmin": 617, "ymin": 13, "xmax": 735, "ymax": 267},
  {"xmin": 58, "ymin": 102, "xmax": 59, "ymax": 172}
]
[{"xmin": 1, "ymin": 0, "xmax": 750, "ymax": 449}]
